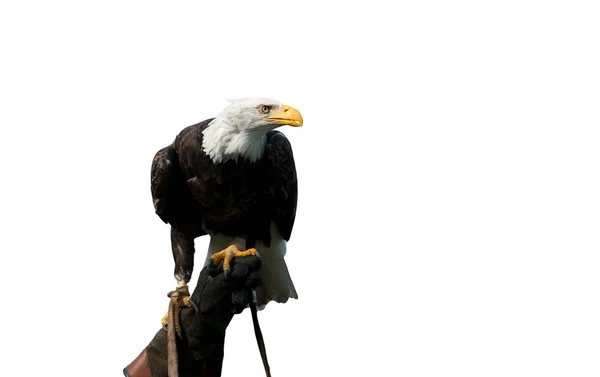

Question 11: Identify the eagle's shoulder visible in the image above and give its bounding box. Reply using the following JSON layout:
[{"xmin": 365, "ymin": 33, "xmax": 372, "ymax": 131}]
[
  {"xmin": 174, "ymin": 118, "xmax": 215, "ymax": 152},
  {"xmin": 265, "ymin": 129, "xmax": 287, "ymax": 142},
  {"xmin": 264, "ymin": 130, "xmax": 297, "ymax": 241},
  {"xmin": 265, "ymin": 130, "xmax": 294, "ymax": 163}
]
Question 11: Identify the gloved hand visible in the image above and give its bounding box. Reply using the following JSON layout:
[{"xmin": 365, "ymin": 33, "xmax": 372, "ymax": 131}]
[
  {"xmin": 182, "ymin": 254, "xmax": 263, "ymax": 354},
  {"xmin": 127, "ymin": 255, "xmax": 263, "ymax": 377},
  {"xmin": 193, "ymin": 253, "xmax": 263, "ymax": 316}
]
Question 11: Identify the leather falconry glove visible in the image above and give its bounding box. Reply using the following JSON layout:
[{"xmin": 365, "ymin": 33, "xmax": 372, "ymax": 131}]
[{"xmin": 124, "ymin": 255, "xmax": 263, "ymax": 377}]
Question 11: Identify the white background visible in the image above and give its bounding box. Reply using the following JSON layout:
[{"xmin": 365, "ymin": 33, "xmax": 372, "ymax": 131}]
[{"xmin": 1, "ymin": 1, "xmax": 599, "ymax": 376}]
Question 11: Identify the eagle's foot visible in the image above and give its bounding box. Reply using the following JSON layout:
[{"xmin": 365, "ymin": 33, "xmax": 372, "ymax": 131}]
[
  {"xmin": 210, "ymin": 245, "xmax": 257, "ymax": 279},
  {"xmin": 161, "ymin": 282, "xmax": 192, "ymax": 327}
]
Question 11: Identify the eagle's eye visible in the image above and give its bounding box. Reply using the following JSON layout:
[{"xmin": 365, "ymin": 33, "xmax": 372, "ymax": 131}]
[{"xmin": 258, "ymin": 105, "xmax": 271, "ymax": 114}]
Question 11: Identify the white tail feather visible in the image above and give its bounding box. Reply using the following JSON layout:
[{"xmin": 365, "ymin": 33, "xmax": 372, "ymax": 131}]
[{"xmin": 204, "ymin": 222, "xmax": 297, "ymax": 310}]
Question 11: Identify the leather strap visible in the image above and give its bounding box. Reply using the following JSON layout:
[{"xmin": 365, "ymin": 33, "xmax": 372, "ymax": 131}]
[
  {"xmin": 249, "ymin": 289, "xmax": 271, "ymax": 377},
  {"xmin": 167, "ymin": 291, "xmax": 180, "ymax": 377}
]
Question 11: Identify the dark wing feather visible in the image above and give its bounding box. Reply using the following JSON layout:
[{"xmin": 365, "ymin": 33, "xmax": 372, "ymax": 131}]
[
  {"xmin": 265, "ymin": 131, "xmax": 298, "ymax": 241},
  {"xmin": 150, "ymin": 144, "xmax": 179, "ymax": 224},
  {"xmin": 151, "ymin": 120, "xmax": 213, "ymax": 227},
  {"xmin": 174, "ymin": 120, "xmax": 221, "ymax": 207}
]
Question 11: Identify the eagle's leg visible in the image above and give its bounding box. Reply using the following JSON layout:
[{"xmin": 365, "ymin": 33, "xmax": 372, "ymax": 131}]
[
  {"xmin": 210, "ymin": 240, "xmax": 257, "ymax": 278},
  {"xmin": 171, "ymin": 227, "xmax": 196, "ymax": 286},
  {"xmin": 161, "ymin": 227, "xmax": 195, "ymax": 326}
]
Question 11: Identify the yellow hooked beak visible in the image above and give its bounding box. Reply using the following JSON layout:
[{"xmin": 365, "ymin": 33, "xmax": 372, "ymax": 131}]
[{"xmin": 263, "ymin": 105, "xmax": 303, "ymax": 127}]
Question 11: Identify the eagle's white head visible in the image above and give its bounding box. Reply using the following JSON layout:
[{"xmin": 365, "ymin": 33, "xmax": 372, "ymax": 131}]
[{"xmin": 202, "ymin": 97, "xmax": 303, "ymax": 164}]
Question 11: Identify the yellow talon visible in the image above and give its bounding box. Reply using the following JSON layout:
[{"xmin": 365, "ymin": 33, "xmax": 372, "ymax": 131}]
[
  {"xmin": 210, "ymin": 245, "xmax": 257, "ymax": 272},
  {"xmin": 161, "ymin": 283, "xmax": 192, "ymax": 326}
]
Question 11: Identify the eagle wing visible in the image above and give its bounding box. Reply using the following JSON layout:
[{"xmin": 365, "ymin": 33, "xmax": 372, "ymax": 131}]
[
  {"xmin": 265, "ymin": 131, "xmax": 298, "ymax": 241},
  {"xmin": 150, "ymin": 145, "xmax": 179, "ymax": 224},
  {"xmin": 150, "ymin": 121, "xmax": 212, "ymax": 227}
]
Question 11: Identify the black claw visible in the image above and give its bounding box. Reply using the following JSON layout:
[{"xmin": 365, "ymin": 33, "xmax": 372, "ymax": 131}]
[
  {"xmin": 177, "ymin": 331, "xmax": 183, "ymax": 340},
  {"xmin": 224, "ymin": 269, "xmax": 230, "ymax": 280}
]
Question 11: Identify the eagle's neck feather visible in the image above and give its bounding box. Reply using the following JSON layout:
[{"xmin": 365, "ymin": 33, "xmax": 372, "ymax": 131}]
[{"xmin": 202, "ymin": 118, "xmax": 267, "ymax": 164}]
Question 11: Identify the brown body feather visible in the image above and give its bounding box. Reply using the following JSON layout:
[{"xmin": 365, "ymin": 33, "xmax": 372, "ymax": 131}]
[{"xmin": 150, "ymin": 118, "xmax": 298, "ymax": 304}]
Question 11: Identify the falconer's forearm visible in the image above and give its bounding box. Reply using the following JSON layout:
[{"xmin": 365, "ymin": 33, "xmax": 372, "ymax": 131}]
[{"xmin": 124, "ymin": 307, "xmax": 229, "ymax": 377}]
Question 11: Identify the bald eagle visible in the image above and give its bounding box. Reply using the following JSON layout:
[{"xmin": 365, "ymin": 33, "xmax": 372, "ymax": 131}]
[{"xmin": 151, "ymin": 98, "xmax": 302, "ymax": 308}]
